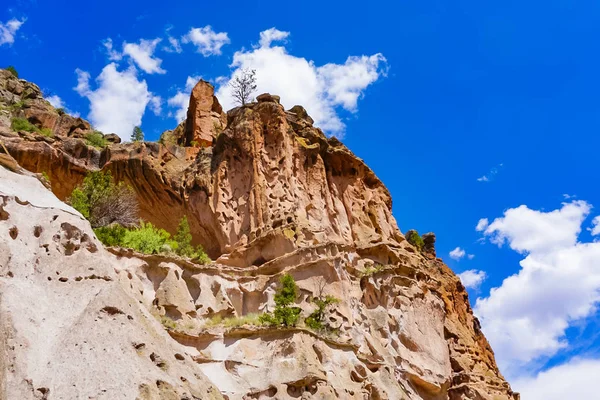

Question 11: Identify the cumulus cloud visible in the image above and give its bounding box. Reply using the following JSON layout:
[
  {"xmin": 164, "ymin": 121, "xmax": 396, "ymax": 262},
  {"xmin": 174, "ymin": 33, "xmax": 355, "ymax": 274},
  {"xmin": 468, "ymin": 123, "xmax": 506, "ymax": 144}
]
[
  {"xmin": 476, "ymin": 218, "xmax": 489, "ymax": 232},
  {"xmin": 163, "ymin": 36, "xmax": 182, "ymax": 53},
  {"xmin": 102, "ymin": 38, "xmax": 122, "ymax": 61},
  {"xmin": 513, "ymin": 358, "xmax": 600, "ymax": 400},
  {"xmin": 167, "ymin": 75, "xmax": 202, "ymax": 122},
  {"xmin": 182, "ymin": 26, "xmax": 230, "ymax": 56},
  {"xmin": 46, "ymin": 95, "xmax": 64, "ymax": 109},
  {"xmin": 0, "ymin": 18, "xmax": 25, "ymax": 46},
  {"xmin": 74, "ymin": 63, "xmax": 156, "ymax": 139},
  {"xmin": 122, "ymin": 38, "xmax": 166, "ymax": 74},
  {"xmin": 215, "ymin": 28, "xmax": 387, "ymax": 135},
  {"xmin": 477, "ymin": 163, "xmax": 503, "ymax": 182},
  {"xmin": 259, "ymin": 27, "xmax": 290, "ymax": 47},
  {"xmin": 474, "ymin": 200, "xmax": 600, "ymax": 377},
  {"xmin": 591, "ymin": 215, "xmax": 600, "ymax": 236},
  {"xmin": 458, "ymin": 269, "xmax": 487, "ymax": 289},
  {"xmin": 449, "ymin": 247, "xmax": 466, "ymax": 260}
]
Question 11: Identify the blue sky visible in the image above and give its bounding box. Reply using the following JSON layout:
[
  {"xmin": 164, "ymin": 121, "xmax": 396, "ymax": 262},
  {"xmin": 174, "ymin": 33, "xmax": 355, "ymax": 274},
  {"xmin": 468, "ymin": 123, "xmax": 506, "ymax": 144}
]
[{"xmin": 3, "ymin": 0, "xmax": 600, "ymax": 397}]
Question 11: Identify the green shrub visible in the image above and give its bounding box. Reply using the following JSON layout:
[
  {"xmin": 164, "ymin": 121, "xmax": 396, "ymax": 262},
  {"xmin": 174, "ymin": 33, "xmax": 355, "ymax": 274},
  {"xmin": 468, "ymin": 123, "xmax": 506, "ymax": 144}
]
[
  {"xmin": 406, "ymin": 230, "xmax": 424, "ymax": 251},
  {"xmin": 5, "ymin": 66, "xmax": 18, "ymax": 78},
  {"xmin": 40, "ymin": 128, "xmax": 54, "ymax": 137},
  {"xmin": 172, "ymin": 215, "xmax": 211, "ymax": 263},
  {"xmin": 94, "ymin": 224, "xmax": 128, "ymax": 247},
  {"xmin": 85, "ymin": 131, "xmax": 107, "ymax": 148},
  {"xmin": 69, "ymin": 170, "xmax": 138, "ymax": 228},
  {"xmin": 56, "ymin": 107, "xmax": 66, "ymax": 116},
  {"xmin": 11, "ymin": 117, "xmax": 37, "ymax": 133},
  {"xmin": 10, "ymin": 100, "xmax": 25, "ymax": 111},
  {"xmin": 121, "ymin": 221, "xmax": 176, "ymax": 254},
  {"xmin": 174, "ymin": 216, "xmax": 194, "ymax": 257},
  {"xmin": 305, "ymin": 295, "xmax": 340, "ymax": 331},
  {"xmin": 259, "ymin": 274, "xmax": 301, "ymax": 327}
]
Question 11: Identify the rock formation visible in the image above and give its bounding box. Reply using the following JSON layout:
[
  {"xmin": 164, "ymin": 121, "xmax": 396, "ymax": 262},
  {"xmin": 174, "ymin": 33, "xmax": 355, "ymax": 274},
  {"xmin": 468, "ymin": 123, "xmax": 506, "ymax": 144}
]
[{"xmin": 0, "ymin": 69, "xmax": 518, "ymax": 399}]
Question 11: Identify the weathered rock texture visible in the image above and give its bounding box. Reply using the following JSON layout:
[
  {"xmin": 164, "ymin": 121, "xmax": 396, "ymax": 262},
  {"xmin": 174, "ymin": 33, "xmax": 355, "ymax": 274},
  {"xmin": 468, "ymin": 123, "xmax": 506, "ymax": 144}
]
[{"xmin": 0, "ymin": 70, "xmax": 518, "ymax": 399}]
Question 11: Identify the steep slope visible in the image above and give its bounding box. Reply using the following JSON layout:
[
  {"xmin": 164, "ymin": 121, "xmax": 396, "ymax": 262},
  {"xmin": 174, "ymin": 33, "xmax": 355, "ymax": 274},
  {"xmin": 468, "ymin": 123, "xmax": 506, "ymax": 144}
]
[{"xmin": 0, "ymin": 69, "xmax": 518, "ymax": 399}]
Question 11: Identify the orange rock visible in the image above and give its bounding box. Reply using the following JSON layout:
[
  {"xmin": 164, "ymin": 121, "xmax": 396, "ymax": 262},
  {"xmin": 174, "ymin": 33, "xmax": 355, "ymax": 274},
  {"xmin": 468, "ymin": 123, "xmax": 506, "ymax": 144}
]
[{"xmin": 184, "ymin": 79, "xmax": 226, "ymax": 147}]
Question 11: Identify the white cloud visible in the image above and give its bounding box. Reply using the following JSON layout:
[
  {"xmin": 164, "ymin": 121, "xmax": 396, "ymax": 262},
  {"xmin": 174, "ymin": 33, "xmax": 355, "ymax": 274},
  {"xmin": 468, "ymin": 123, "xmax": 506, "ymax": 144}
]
[
  {"xmin": 74, "ymin": 63, "xmax": 156, "ymax": 139},
  {"xmin": 474, "ymin": 200, "xmax": 600, "ymax": 377},
  {"xmin": 122, "ymin": 38, "xmax": 166, "ymax": 74},
  {"xmin": 149, "ymin": 95, "xmax": 162, "ymax": 116},
  {"xmin": 467, "ymin": 254, "xmax": 475, "ymax": 260},
  {"xmin": 46, "ymin": 95, "xmax": 64, "ymax": 109},
  {"xmin": 167, "ymin": 76, "xmax": 202, "ymax": 122},
  {"xmin": 163, "ymin": 36, "xmax": 182, "ymax": 53},
  {"xmin": 479, "ymin": 201, "xmax": 590, "ymax": 254},
  {"xmin": 458, "ymin": 269, "xmax": 487, "ymax": 289},
  {"xmin": 102, "ymin": 38, "xmax": 122, "ymax": 61},
  {"xmin": 449, "ymin": 247, "xmax": 466, "ymax": 260},
  {"xmin": 259, "ymin": 27, "xmax": 289, "ymax": 47},
  {"xmin": 476, "ymin": 218, "xmax": 489, "ymax": 232},
  {"xmin": 182, "ymin": 26, "xmax": 230, "ymax": 56},
  {"xmin": 591, "ymin": 215, "xmax": 600, "ymax": 236},
  {"xmin": 477, "ymin": 163, "xmax": 503, "ymax": 182},
  {"xmin": 215, "ymin": 28, "xmax": 387, "ymax": 135},
  {"xmin": 0, "ymin": 18, "xmax": 25, "ymax": 46},
  {"xmin": 513, "ymin": 358, "xmax": 600, "ymax": 400}
]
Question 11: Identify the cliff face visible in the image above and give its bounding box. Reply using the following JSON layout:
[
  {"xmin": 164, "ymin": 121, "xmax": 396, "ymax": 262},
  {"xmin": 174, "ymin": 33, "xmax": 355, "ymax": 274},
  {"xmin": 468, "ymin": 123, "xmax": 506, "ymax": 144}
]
[{"xmin": 0, "ymin": 70, "xmax": 518, "ymax": 399}]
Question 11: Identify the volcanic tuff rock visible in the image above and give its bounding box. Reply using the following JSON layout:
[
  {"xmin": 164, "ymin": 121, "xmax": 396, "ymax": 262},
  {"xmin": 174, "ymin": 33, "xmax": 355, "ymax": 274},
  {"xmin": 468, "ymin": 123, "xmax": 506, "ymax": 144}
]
[{"xmin": 0, "ymin": 69, "xmax": 518, "ymax": 399}]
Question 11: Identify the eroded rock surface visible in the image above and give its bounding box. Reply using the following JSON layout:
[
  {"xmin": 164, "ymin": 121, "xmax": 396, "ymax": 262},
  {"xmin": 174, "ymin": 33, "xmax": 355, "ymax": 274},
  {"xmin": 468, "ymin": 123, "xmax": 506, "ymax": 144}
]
[{"xmin": 0, "ymin": 71, "xmax": 518, "ymax": 399}]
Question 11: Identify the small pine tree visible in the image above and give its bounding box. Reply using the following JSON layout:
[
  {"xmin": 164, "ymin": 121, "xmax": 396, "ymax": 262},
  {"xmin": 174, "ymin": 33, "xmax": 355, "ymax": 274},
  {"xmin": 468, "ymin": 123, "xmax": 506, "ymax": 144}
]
[
  {"xmin": 131, "ymin": 126, "xmax": 144, "ymax": 142},
  {"xmin": 260, "ymin": 274, "xmax": 301, "ymax": 327},
  {"xmin": 174, "ymin": 216, "xmax": 194, "ymax": 257},
  {"xmin": 5, "ymin": 66, "xmax": 18, "ymax": 78}
]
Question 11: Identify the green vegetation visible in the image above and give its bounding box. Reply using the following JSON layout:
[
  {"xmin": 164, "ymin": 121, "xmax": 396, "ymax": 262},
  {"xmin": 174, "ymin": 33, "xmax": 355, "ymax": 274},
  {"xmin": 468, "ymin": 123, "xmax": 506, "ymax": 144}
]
[
  {"xmin": 40, "ymin": 128, "xmax": 54, "ymax": 137},
  {"xmin": 94, "ymin": 221, "xmax": 176, "ymax": 254},
  {"xmin": 41, "ymin": 171, "xmax": 50, "ymax": 183},
  {"xmin": 11, "ymin": 117, "xmax": 37, "ymax": 132},
  {"xmin": 121, "ymin": 222, "xmax": 177, "ymax": 254},
  {"xmin": 259, "ymin": 274, "xmax": 302, "ymax": 327},
  {"xmin": 204, "ymin": 313, "xmax": 263, "ymax": 329},
  {"xmin": 85, "ymin": 131, "xmax": 107, "ymax": 148},
  {"xmin": 305, "ymin": 295, "xmax": 340, "ymax": 332},
  {"xmin": 56, "ymin": 107, "xmax": 66, "ymax": 116},
  {"xmin": 172, "ymin": 216, "xmax": 210, "ymax": 263},
  {"xmin": 5, "ymin": 66, "xmax": 18, "ymax": 78},
  {"xmin": 361, "ymin": 263, "xmax": 385, "ymax": 277},
  {"xmin": 131, "ymin": 126, "xmax": 144, "ymax": 142},
  {"xmin": 69, "ymin": 170, "xmax": 138, "ymax": 228},
  {"xmin": 160, "ymin": 315, "xmax": 177, "ymax": 330},
  {"xmin": 10, "ymin": 100, "xmax": 25, "ymax": 111},
  {"xmin": 10, "ymin": 118, "xmax": 52, "ymax": 137},
  {"xmin": 406, "ymin": 230, "xmax": 424, "ymax": 251}
]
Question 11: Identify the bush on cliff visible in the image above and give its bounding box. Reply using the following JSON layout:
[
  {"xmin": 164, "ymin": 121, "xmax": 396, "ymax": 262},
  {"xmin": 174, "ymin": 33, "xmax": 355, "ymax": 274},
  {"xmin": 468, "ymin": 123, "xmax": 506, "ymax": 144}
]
[
  {"xmin": 406, "ymin": 230, "xmax": 424, "ymax": 251},
  {"xmin": 85, "ymin": 131, "xmax": 107, "ymax": 148},
  {"xmin": 173, "ymin": 216, "xmax": 210, "ymax": 263},
  {"xmin": 11, "ymin": 117, "xmax": 37, "ymax": 133},
  {"xmin": 5, "ymin": 66, "xmax": 18, "ymax": 78},
  {"xmin": 93, "ymin": 222, "xmax": 176, "ymax": 254},
  {"xmin": 260, "ymin": 274, "xmax": 301, "ymax": 327},
  {"xmin": 305, "ymin": 295, "xmax": 340, "ymax": 332},
  {"xmin": 69, "ymin": 170, "xmax": 139, "ymax": 228}
]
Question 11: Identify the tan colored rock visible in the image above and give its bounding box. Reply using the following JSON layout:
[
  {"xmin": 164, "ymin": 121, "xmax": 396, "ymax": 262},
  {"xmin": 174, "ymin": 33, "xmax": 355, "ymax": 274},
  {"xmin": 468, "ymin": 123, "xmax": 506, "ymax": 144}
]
[{"xmin": 0, "ymin": 165, "xmax": 223, "ymax": 400}]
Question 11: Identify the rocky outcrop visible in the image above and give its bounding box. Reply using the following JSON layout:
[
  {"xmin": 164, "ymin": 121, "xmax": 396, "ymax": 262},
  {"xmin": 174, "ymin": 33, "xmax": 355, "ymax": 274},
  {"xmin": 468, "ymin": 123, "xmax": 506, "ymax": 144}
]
[{"xmin": 0, "ymin": 72, "xmax": 518, "ymax": 399}]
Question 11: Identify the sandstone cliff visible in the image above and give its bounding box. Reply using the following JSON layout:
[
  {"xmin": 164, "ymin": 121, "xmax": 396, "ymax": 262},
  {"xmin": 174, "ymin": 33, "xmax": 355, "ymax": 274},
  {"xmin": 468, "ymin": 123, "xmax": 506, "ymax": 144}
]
[{"xmin": 0, "ymin": 69, "xmax": 518, "ymax": 399}]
